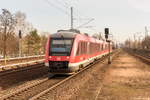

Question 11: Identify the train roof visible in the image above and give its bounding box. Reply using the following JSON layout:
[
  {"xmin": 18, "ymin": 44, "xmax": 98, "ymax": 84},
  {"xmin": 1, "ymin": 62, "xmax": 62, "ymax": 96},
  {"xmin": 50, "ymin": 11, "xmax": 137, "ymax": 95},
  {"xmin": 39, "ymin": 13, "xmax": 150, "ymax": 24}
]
[
  {"xmin": 50, "ymin": 32, "xmax": 77, "ymax": 38},
  {"xmin": 50, "ymin": 32, "xmax": 106, "ymax": 43},
  {"xmin": 50, "ymin": 29, "xmax": 108, "ymax": 44}
]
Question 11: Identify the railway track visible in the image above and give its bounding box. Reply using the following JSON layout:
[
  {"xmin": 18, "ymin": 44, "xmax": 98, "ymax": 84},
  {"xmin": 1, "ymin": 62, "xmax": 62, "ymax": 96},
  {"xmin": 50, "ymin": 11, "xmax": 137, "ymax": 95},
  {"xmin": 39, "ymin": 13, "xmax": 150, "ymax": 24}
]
[
  {"xmin": 29, "ymin": 50, "xmax": 120, "ymax": 100},
  {"xmin": 125, "ymin": 49, "xmax": 150, "ymax": 64},
  {"xmin": 0, "ymin": 63, "xmax": 48, "ymax": 90},
  {"xmin": 0, "ymin": 55, "xmax": 44, "ymax": 66},
  {"xmin": 132, "ymin": 53, "xmax": 150, "ymax": 64},
  {"xmin": 134, "ymin": 49, "xmax": 150, "ymax": 59},
  {"xmin": 0, "ymin": 75, "xmax": 67, "ymax": 100},
  {"xmin": 0, "ymin": 50, "xmax": 119, "ymax": 100},
  {"xmin": 0, "ymin": 63, "xmax": 45, "ymax": 77}
]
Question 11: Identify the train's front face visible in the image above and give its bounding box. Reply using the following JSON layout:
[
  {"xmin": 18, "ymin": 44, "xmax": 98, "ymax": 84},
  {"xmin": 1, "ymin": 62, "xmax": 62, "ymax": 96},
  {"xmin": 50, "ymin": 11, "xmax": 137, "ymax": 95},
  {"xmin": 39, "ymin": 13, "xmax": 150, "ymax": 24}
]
[{"xmin": 46, "ymin": 32, "xmax": 75, "ymax": 74}]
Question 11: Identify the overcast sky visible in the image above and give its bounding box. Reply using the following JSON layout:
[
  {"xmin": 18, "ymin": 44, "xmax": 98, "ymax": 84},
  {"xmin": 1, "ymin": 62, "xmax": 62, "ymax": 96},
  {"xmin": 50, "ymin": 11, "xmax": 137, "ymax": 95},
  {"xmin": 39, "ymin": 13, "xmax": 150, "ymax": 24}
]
[{"xmin": 0, "ymin": 0, "xmax": 150, "ymax": 43}]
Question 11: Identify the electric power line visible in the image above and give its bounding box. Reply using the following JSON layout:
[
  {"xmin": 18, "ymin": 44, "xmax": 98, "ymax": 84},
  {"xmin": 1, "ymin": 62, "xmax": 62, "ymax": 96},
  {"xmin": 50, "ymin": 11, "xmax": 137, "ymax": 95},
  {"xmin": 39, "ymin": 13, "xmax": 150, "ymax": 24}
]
[
  {"xmin": 43, "ymin": 0, "xmax": 70, "ymax": 16},
  {"xmin": 54, "ymin": 0, "xmax": 69, "ymax": 9},
  {"xmin": 52, "ymin": 0, "xmax": 95, "ymax": 29},
  {"xmin": 43, "ymin": 0, "xmax": 95, "ymax": 31},
  {"xmin": 76, "ymin": 18, "xmax": 94, "ymax": 29}
]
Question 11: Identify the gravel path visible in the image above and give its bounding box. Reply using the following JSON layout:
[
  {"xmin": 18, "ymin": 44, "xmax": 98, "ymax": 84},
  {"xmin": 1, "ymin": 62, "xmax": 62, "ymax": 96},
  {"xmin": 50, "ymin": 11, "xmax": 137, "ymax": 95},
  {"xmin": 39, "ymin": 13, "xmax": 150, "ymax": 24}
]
[
  {"xmin": 34, "ymin": 50, "xmax": 150, "ymax": 100},
  {"xmin": 97, "ymin": 51, "xmax": 150, "ymax": 100}
]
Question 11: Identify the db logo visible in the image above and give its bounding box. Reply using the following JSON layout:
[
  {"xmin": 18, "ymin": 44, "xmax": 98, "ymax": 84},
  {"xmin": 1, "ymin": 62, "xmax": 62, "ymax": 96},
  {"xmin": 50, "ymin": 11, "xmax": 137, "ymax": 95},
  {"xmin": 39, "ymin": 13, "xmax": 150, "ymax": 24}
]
[{"xmin": 57, "ymin": 57, "xmax": 61, "ymax": 60}]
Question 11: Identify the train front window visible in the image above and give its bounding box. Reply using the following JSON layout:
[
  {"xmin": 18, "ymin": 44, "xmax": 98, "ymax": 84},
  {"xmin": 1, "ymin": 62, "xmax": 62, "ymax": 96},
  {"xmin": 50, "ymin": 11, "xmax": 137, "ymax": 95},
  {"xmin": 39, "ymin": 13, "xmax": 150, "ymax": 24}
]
[{"xmin": 50, "ymin": 38, "xmax": 73, "ymax": 56}]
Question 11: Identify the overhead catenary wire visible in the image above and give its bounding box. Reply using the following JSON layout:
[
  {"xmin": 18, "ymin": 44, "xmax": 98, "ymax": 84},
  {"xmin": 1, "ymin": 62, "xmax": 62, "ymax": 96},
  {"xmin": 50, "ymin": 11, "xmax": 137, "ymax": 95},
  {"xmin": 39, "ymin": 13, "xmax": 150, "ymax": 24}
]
[
  {"xmin": 51, "ymin": 0, "xmax": 95, "ymax": 29},
  {"xmin": 43, "ymin": 0, "xmax": 70, "ymax": 16},
  {"xmin": 76, "ymin": 18, "xmax": 94, "ymax": 29},
  {"xmin": 54, "ymin": 0, "xmax": 70, "ymax": 9},
  {"xmin": 42, "ymin": 0, "xmax": 96, "ymax": 31},
  {"xmin": 52, "ymin": 0, "xmax": 80, "ymax": 18}
]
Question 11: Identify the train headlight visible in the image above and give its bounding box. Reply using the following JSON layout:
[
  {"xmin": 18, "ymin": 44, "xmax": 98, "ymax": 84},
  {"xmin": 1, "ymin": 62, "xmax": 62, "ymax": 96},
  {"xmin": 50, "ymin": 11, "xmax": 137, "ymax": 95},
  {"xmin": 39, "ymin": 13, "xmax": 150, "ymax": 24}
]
[
  {"xmin": 67, "ymin": 57, "xmax": 69, "ymax": 59},
  {"xmin": 49, "ymin": 56, "xmax": 52, "ymax": 58},
  {"xmin": 45, "ymin": 62, "xmax": 49, "ymax": 66}
]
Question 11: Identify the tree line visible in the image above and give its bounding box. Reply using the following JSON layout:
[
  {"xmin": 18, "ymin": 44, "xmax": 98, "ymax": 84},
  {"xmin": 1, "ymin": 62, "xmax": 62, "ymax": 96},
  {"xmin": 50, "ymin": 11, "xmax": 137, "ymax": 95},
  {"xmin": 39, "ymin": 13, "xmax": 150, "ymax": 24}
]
[
  {"xmin": 0, "ymin": 9, "xmax": 48, "ymax": 58},
  {"xmin": 124, "ymin": 35, "xmax": 150, "ymax": 50}
]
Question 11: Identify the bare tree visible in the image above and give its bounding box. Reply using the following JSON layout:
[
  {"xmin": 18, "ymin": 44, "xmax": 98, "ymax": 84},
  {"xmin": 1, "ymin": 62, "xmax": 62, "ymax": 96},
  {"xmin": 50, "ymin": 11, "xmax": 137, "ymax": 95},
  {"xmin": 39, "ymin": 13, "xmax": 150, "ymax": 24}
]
[
  {"xmin": 0, "ymin": 9, "xmax": 17, "ymax": 58},
  {"xmin": 15, "ymin": 11, "xmax": 28, "ymax": 36},
  {"xmin": 0, "ymin": 9, "xmax": 48, "ymax": 57},
  {"xmin": 142, "ymin": 36, "xmax": 150, "ymax": 49},
  {"xmin": 40, "ymin": 34, "xmax": 48, "ymax": 54}
]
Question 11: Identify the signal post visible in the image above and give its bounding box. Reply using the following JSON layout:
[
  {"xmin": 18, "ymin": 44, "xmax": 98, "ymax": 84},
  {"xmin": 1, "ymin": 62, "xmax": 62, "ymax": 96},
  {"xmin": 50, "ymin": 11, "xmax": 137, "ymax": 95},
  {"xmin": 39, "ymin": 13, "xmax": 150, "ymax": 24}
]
[{"xmin": 105, "ymin": 28, "xmax": 111, "ymax": 64}]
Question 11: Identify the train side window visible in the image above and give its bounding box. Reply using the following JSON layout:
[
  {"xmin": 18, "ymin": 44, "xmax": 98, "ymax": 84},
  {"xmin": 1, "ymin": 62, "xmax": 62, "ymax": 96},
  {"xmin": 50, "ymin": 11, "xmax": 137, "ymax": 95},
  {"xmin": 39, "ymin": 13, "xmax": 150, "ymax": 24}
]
[
  {"xmin": 91, "ymin": 43, "xmax": 93, "ymax": 54},
  {"xmin": 102, "ymin": 44, "xmax": 104, "ymax": 50},
  {"xmin": 99, "ymin": 44, "xmax": 101, "ymax": 51},
  {"xmin": 92, "ymin": 43, "xmax": 93, "ymax": 53},
  {"xmin": 81, "ymin": 41, "xmax": 85, "ymax": 55},
  {"xmin": 80, "ymin": 42, "xmax": 82, "ymax": 55},
  {"xmin": 76, "ymin": 42, "xmax": 81, "ymax": 56},
  {"xmin": 82, "ymin": 42, "xmax": 84, "ymax": 55},
  {"xmin": 76, "ymin": 43, "xmax": 79, "ymax": 56},
  {"xmin": 85, "ymin": 42, "xmax": 87, "ymax": 54},
  {"xmin": 81, "ymin": 42, "xmax": 83, "ymax": 55},
  {"xmin": 107, "ymin": 44, "xmax": 108, "ymax": 49},
  {"xmin": 88, "ymin": 43, "xmax": 90, "ymax": 54},
  {"xmin": 89, "ymin": 43, "xmax": 91, "ymax": 54},
  {"xmin": 97, "ymin": 44, "xmax": 99, "ymax": 52},
  {"xmin": 94, "ymin": 43, "xmax": 95, "ymax": 52},
  {"xmin": 83, "ymin": 42, "xmax": 84, "ymax": 54},
  {"xmin": 84, "ymin": 42, "xmax": 86, "ymax": 54}
]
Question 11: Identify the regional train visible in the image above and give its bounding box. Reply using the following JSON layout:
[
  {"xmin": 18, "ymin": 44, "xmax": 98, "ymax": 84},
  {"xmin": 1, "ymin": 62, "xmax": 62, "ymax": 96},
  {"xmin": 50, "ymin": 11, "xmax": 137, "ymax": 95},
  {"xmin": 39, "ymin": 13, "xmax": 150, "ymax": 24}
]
[{"xmin": 45, "ymin": 29, "xmax": 112, "ymax": 75}]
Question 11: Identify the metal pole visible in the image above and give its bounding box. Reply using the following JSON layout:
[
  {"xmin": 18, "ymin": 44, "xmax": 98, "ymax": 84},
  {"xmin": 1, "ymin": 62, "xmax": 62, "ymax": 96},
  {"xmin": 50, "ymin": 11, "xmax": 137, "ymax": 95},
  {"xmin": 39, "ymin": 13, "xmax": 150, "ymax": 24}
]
[
  {"xmin": 129, "ymin": 38, "xmax": 131, "ymax": 48},
  {"xmin": 108, "ymin": 41, "xmax": 111, "ymax": 64},
  {"xmin": 19, "ymin": 30, "xmax": 22, "ymax": 57},
  {"xmin": 134, "ymin": 34, "xmax": 136, "ymax": 49},
  {"xmin": 4, "ymin": 26, "xmax": 7, "ymax": 65},
  {"xmin": 145, "ymin": 26, "xmax": 148, "ymax": 37},
  {"xmin": 19, "ymin": 38, "xmax": 22, "ymax": 57},
  {"xmin": 71, "ymin": 7, "xmax": 73, "ymax": 29}
]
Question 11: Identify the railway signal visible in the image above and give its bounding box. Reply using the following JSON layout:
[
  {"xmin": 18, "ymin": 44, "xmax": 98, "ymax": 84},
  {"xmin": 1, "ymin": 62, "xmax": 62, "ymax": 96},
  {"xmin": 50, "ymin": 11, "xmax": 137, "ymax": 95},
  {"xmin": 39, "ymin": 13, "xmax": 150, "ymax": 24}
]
[
  {"xmin": 105, "ymin": 28, "xmax": 109, "ymax": 39},
  {"xmin": 104, "ymin": 28, "xmax": 112, "ymax": 64},
  {"xmin": 19, "ymin": 30, "xmax": 22, "ymax": 39},
  {"xmin": 19, "ymin": 30, "xmax": 22, "ymax": 57}
]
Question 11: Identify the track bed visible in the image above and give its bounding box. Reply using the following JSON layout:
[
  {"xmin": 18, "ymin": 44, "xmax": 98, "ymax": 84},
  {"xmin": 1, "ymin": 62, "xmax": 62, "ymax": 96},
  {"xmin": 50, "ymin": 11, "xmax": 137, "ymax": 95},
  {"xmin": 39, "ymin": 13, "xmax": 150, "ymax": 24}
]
[{"xmin": 96, "ymin": 50, "xmax": 150, "ymax": 100}]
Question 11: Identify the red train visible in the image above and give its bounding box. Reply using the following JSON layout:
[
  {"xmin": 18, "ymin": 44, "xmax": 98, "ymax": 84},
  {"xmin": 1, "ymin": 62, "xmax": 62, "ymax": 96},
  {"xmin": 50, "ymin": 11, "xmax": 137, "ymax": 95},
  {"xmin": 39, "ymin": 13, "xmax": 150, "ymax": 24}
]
[{"xmin": 45, "ymin": 29, "xmax": 112, "ymax": 75}]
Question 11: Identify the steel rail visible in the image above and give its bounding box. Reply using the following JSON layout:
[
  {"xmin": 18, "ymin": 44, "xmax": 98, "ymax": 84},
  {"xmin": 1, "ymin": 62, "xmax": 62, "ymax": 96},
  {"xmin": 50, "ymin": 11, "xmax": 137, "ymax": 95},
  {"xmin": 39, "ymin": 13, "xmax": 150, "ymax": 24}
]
[
  {"xmin": 132, "ymin": 53, "xmax": 150, "ymax": 64},
  {"xmin": 0, "ymin": 63, "xmax": 45, "ymax": 77},
  {"xmin": 0, "ymin": 50, "xmax": 119, "ymax": 100},
  {"xmin": 0, "ymin": 78, "xmax": 49, "ymax": 100},
  {"xmin": 29, "ymin": 50, "xmax": 120, "ymax": 100}
]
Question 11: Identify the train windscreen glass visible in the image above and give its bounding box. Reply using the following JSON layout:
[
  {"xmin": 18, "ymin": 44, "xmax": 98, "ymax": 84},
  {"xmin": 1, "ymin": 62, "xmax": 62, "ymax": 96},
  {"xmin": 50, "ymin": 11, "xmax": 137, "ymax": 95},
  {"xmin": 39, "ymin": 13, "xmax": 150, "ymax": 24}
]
[{"xmin": 50, "ymin": 38, "xmax": 73, "ymax": 56}]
